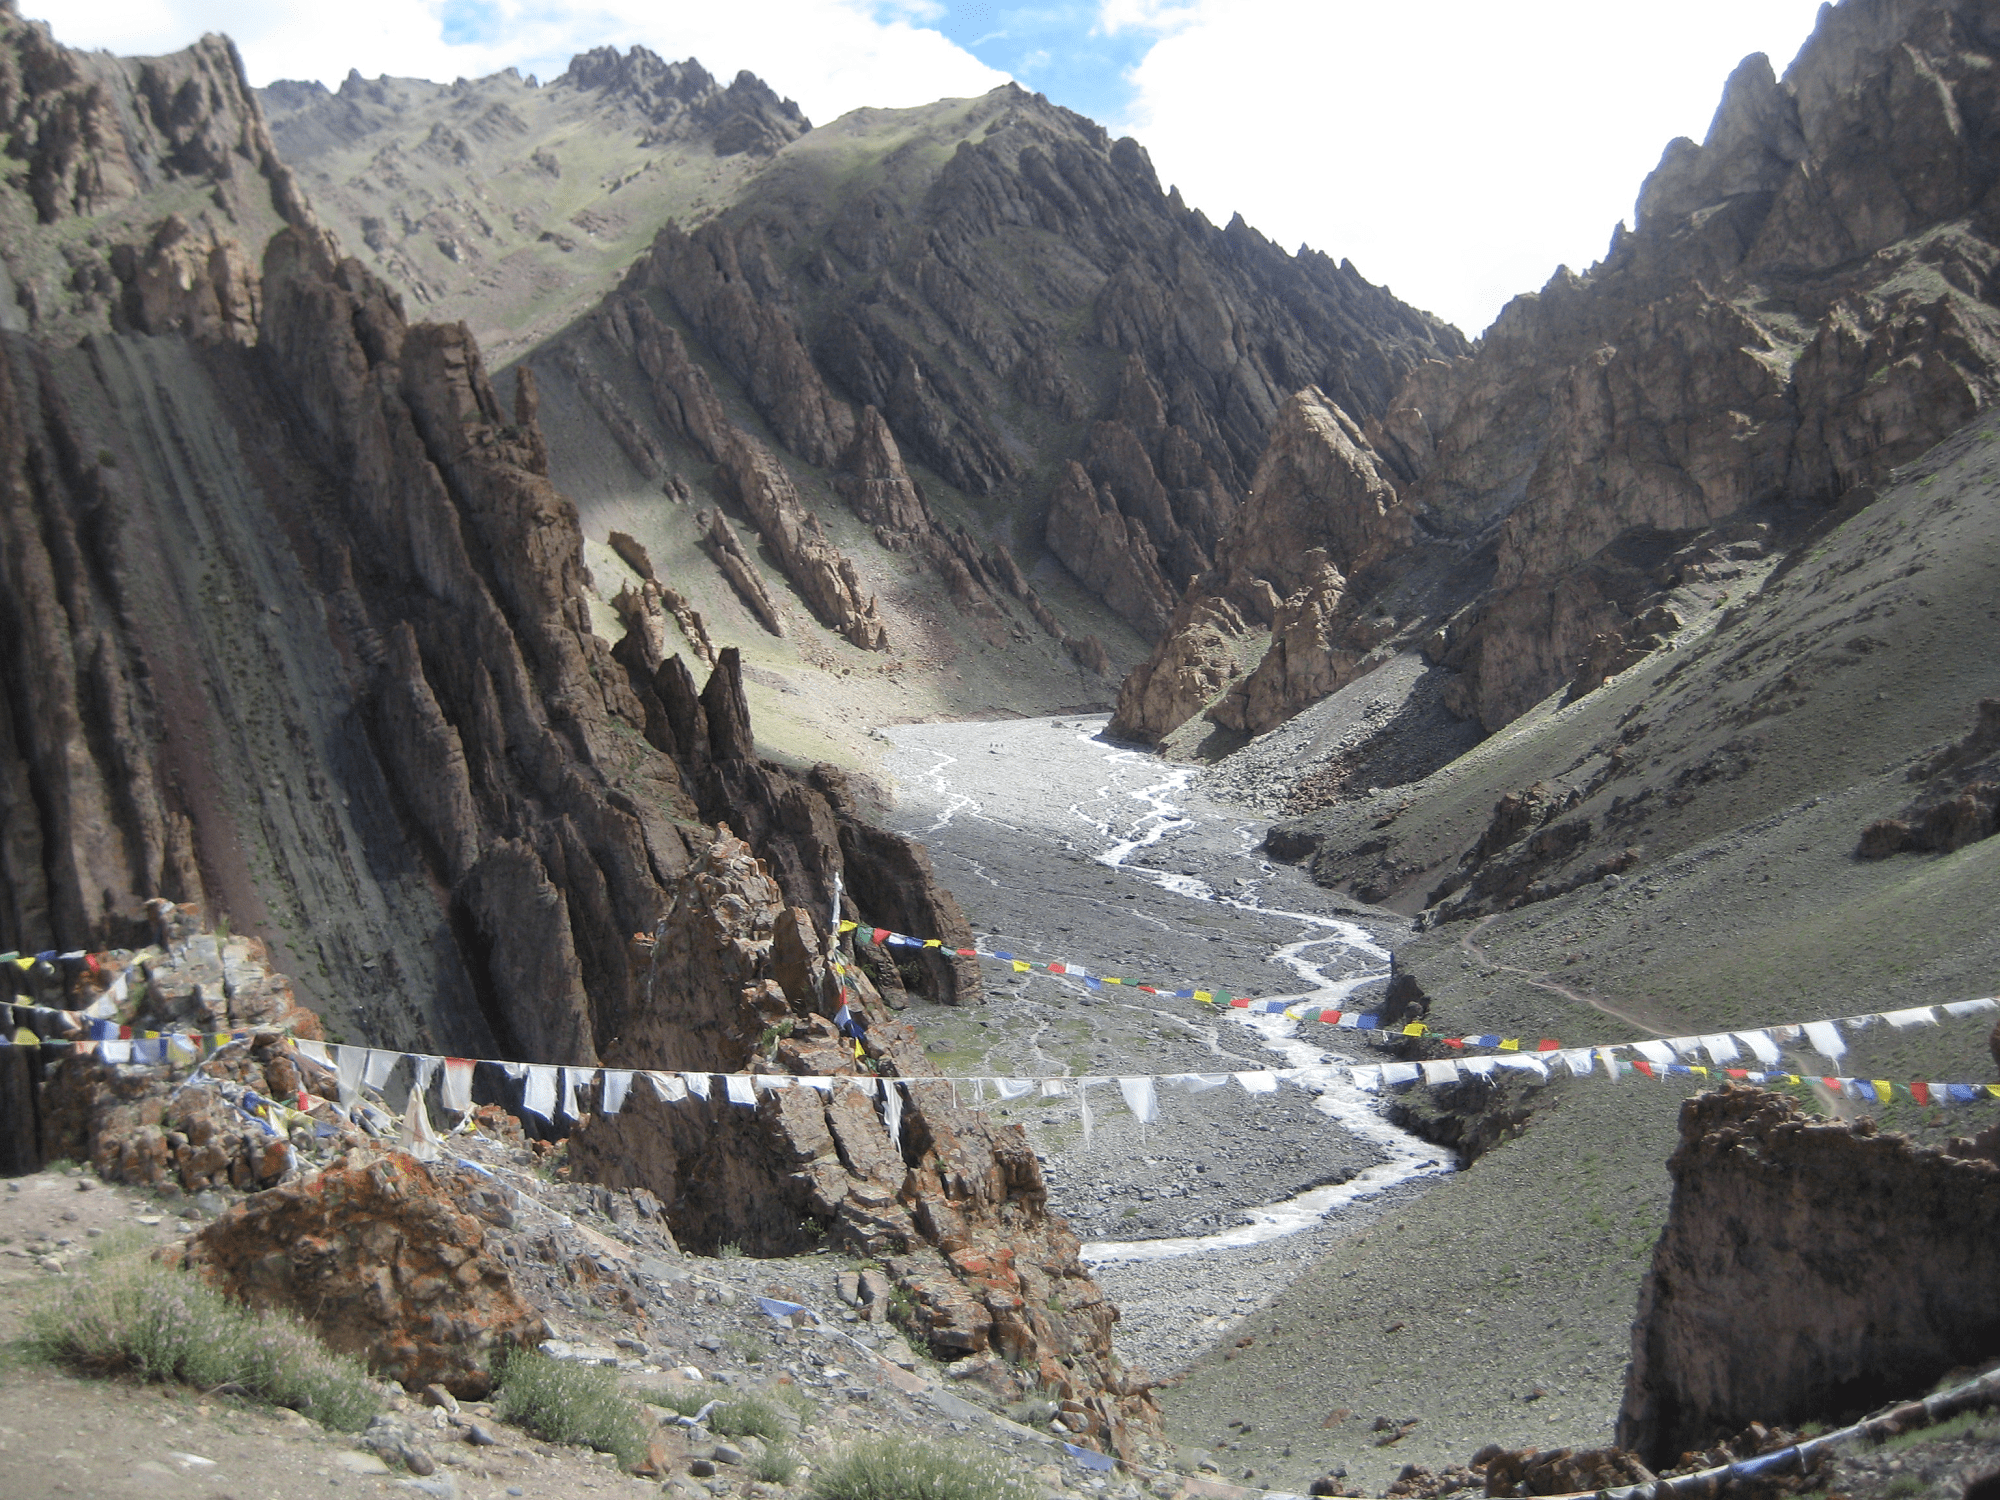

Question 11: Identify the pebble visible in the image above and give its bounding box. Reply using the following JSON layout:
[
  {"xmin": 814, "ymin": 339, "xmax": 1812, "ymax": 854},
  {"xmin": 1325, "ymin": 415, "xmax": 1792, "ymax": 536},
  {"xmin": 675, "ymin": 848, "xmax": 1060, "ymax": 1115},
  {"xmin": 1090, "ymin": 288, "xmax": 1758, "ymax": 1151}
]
[
  {"xmin": 463, "ymin": 1423, "xmax": 498, "ymax": 1447},
  {"xmin": 334, "ymin": 1451, "xmax": 392, "ymax": 1475}
]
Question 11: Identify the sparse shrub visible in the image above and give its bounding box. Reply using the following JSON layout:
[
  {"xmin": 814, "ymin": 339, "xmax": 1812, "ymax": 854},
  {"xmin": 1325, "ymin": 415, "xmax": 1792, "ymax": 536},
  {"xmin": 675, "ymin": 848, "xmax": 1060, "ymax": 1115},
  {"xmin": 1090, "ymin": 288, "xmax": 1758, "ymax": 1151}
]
[
  {"xmin": 709, "ymin": 1394, "xmax": 790, "ymax": 1443},
  {"xmin": 656, "ymin": 1386, "xmax": 714, "ymax": 1419},
  {"xmin": 810, "ymin": 1437, "xmax": 1042, "ymax": 1500},
  {"xmin": 717, "ymin": 1241, "xmax": 744, "ymax": 1259},
  {"xmin": 754, "ymin": 1444, "xmax": 801, "ymax": 1484},
  {"xmin": 24, "ymin": 1245, "xmax": 381, "ymax": 1431},
  {"xmin": 493, "ymin": 1350, "xmax": 648, "ymax": 1467}
]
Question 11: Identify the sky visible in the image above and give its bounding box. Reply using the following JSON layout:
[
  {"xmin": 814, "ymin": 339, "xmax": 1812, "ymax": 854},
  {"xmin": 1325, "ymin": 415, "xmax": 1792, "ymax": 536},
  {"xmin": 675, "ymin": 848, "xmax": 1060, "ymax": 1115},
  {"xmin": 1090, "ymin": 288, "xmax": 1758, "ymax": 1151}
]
[{"xmin": 53, "ymin": 1, "xmax": 1833, "ymax": 335}]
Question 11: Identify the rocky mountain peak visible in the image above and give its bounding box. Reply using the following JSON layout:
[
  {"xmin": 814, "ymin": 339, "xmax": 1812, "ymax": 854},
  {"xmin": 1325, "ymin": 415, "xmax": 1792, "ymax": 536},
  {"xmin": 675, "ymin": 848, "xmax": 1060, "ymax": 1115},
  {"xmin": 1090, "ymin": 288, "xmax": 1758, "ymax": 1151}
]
[{"xmin": 555, "ymin": 44, "xmax": 808, "ymax": 154}]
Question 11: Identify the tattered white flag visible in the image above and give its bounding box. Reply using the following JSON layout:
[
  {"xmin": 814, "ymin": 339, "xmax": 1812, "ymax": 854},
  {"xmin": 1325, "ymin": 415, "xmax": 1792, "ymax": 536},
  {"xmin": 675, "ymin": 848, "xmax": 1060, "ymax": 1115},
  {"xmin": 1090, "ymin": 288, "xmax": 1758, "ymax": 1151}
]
[
  {"xmin": 601, "ymin": 1070, "xmax": 633, "ymax": 1114},
  {"xmin": 1118, "ymin": 1076, "xmax": 1158, "ymax": 1124}
]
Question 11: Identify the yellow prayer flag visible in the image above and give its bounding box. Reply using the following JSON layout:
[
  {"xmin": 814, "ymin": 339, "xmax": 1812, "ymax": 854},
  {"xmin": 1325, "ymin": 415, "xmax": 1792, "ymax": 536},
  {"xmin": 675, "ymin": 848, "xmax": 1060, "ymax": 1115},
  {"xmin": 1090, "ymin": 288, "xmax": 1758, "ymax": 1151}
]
[
  {"xmin": 1872, "ymin": 1080, "xmax": 1893, "ymax": 1103},
  {"xmin": 1194, "ymin": 991, "xmax": 1212, "ymax": 1003},
  {"xmin": 853, "ymin": 1039, "xmax": 864, "ymax": 1058},
  {"xmin": 1499, "ymin": 1039, "xmax": 1520, "ymax": 1051},
  {"xmin": 839, "ymin": 921, "xmax": 858, "ymax": 933},
  {"xmin": 1986, "ymin": 1084, "xmax": 2000, "ymax": 1099},
  {"xmin": 924, "ymin": 939, "xmax": 941, "ymax": 949},
  {"xmin": 12, "ymin": 1027, "xmax": 38, "ymax": 1046},
  {"xmin": 11, "ymin": 956, "xmax": 31, "ymax": 969},
  {"xmin": 1402, "ymin": 1023, "xmax": 1428, "ymax": 1036},
  {"xmin": 1691, "ymin": 1066, "xmax": 1708, "ymax": 1077},
  {"xmin": 1012, "ymin": 961, "xmax": 1030, "ymax": 972},
  {"xmin": 1104, "ymin": 977, "xmax": 1122, "ymax": 986}
]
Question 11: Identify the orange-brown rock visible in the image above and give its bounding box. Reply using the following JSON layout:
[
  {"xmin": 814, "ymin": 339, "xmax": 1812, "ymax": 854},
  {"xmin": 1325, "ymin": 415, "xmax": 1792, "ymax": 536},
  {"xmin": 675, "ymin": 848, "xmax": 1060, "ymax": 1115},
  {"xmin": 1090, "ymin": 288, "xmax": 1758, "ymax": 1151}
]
[
  {"xmin": 1618, "ymin": 1086, "xmax": 2000, "ymax": 1465},
  {"xmin": 569, "ymin": 829, "xmax": 1154, "ymax": 1452},
  {"xmin": 182, "ymin": 1150, "xmax": 547, "ymax": 1397}
]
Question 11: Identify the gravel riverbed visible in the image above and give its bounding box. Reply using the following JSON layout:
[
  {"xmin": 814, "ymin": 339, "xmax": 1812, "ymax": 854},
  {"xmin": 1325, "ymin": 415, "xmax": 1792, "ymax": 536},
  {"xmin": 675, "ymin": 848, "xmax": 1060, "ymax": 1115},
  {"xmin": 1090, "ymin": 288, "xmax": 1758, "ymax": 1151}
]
[{"xmin": 878, "ymin": 715, "xmax": 1452, "ymax": 1383}]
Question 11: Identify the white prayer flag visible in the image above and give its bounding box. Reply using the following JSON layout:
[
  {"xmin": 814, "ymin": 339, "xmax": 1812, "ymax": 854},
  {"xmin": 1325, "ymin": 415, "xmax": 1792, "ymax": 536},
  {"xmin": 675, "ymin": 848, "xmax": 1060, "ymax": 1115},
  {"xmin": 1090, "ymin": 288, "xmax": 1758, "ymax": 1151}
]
[
  {"xmin": 1118, "ymin": 1077, "xmax": 1158, "ymax": 1124},
  {"xmin": 1596, "ymin": 1047, "xmax": 1624, "ymax": 1077},
  {"xmin": 1164, "ymin": 1073, "xmax": 1230, "ymax": 1092},
  {"xmin": 399, "ymin": 1087, "xmax": 441, "ymax": 1162},
  {"xmin": 1075, "ymin": 1078, "xmax": 1094, "ymax": 1150},
  {"xmin": 883, "ymin": 1080, "xmax": 903, "ymax": 1151},
  {"xmin": 1380, "ymin": 1063, "xmax": 1420, "ymax": 1087},
  {"xmin": 846, "ymin": 1075, "xmax": 879, "ymax": 1098},
  {"xmin": 1039, "ymin": 1079, "xmax": 1068, "ymax": 1097},
  {"xmin": 1234, "ymin": 1071, "xmax": 1279, "ymax": 1094},
  {"xmin": 724, "ymin": 1074, "xmax": 755, "ymax": 1106},
  {"xmin": 1633, "ymin": 1040, "xmax": 1677, "ymax": 1067},
  {"xmin": 1882, "ymin": 1006, "xmax": 1937, "ymax": 1028},
  {"xmin": 560, "ymin": 1068, "xmax": 591, "ymax": 1119},
  {"xmin": 1421, "ymin": 1060, "xmax": 1459, "ymax": 1085},
  {"xmin": 101, "ymin": 1039, "xmax": 132, "ymax": 1064},
  {"xmin": 1803, "ymin": 1020, "xmax": 1847, "ymax": 1060},
  {"xmin": 1463, "ymin": 1056, "xmax": 1499, "ymax": 1077},
  {"xmin": 441, "ymin": 1058, "xmax": 474, "ymax": 1113},
  {"xmin": 646, "ymin": 1071, "xmax": 687, "ymax": 1102},
  {"xmin": 1735, "ymin": 1031, "xmax": 1781, "ymax": 1065},
  {"xmin": 683, "ymin": 1072, "xmax": 711, "ymax": 1100},
  {"xmin": 1559, "ymin": 1049, "xmax": 1596, "ymax": 1077},
  {"xmin": 294, "ymin": 1038, "xmax": 332, "ymax": 1069},
  {"xmin": 1945, "ymin": 998, "xmax": 1998, "ymax": 1017},
  {"xmin": 1497, "ymin": 1056, "xmax": 1549, "ymax": 1079},
  {"xmin": 993, "ymin": 1078, "xmax": 1035, "ymax": 1100},
  {"xmin": 1699, "ymin": 1034, "xmax": 1740, "ymax": 1065},
  {"xmin": 801, "ymin": 1076, "xmax": 833, "ymax": 1092},
  {"xmin": 1350, "ymin": 1067, "xmax": 1381, "ymax": 1092},
  {"xmin": 334, "ymin": 1044, "xmax": 365, "ymax": 1107},
  {"xmin": 413, "ymin": 1055, "xmax": 441, "ymax": 1094},
  {"xmin": 362, "ymin": 1049, "xmax": 397, "ymax": 1091},
  {"xmin": 756, "ymin": 1074, "xmax": 794, "ymax": 1091},
  {"xmin": 521, "ymin": 1065, "xmax": 557, "ymax": 1120},
  {"xmin": 601, "ymin": 1071, "xmax": 633, "ymax": 1114}
]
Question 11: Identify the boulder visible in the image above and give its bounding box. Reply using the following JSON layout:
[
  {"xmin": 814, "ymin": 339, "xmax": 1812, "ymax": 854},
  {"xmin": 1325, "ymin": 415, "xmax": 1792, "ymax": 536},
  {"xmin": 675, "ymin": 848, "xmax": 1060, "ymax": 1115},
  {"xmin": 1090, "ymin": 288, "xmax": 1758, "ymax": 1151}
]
[{"xmin": 181, "ymin": 1149, "xmax": 547, "ymax": 1398}]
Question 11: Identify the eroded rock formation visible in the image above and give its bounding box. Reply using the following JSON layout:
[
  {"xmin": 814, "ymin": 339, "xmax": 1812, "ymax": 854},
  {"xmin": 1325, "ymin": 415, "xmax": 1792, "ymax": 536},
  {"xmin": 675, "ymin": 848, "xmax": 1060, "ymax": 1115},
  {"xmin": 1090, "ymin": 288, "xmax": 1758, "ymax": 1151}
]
[
  {"xmin": 1618, "ymin": 1086, "xmax": 2000, "ymax": 1465},
  {"xmin": 1112, "ymin": 389, "xmax": 1408, "ymax": 740},
  {"xmin": 1118, "ymin": 0, "xmax": 2000, "ymax": 747},
  {"xmin": 181, "ymin": 1149, "xmax": 548, "ymax": 1397},
  {"xmin": 570, "ymin": 829, "xmax": 1156, "ymax": 1452}
]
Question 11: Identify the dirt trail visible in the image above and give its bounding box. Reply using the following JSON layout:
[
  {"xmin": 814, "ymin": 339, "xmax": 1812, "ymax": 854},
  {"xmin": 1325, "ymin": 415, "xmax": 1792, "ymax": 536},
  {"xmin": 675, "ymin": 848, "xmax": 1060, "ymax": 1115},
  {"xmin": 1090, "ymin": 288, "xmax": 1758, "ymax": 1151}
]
[{"xmin": 1459, "ymin": 915, "xmax": 1682, "ymax": 1037}]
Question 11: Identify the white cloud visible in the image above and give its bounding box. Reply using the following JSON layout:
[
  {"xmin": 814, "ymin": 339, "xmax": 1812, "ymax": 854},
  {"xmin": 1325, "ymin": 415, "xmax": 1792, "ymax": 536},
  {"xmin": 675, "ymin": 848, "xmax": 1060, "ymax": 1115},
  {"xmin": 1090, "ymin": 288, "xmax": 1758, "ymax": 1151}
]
[
  {"xmin": 1109, "ymin": 0, "xmax": 1831, "ymax": 335},
  {"xmin": 47, "ymin": 1, "xmax": 1008, "ymax": 121},
  {"xmin": 54, "ymin": 1, "xmax": 1839, "ymax": 337}
]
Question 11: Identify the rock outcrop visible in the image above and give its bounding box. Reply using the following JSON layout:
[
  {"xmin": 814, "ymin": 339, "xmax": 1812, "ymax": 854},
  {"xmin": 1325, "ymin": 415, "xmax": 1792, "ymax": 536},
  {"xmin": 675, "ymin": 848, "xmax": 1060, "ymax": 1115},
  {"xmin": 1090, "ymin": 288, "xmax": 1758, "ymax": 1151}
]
[
  {"xmin": 1858, "ymin": 697, "xmax": 2000, "ymax": 858},
  {"xmin": 1115, "ymin": 0, "xmax": 2000, "ymax": 746},
  {"xmin": 570, "ymin": 829, "xmax": 1155, "ymax": 1453},
  {"xmin": 0, "ymin": 15, "xmax": 978, "ymax": 1063},
  {"xmin": 1111, "ymin": 389, "xmax": 1408, "ymax": 740},
  {"xmin": 181, "ymin": 1149, "xmax": 548, "ymax": 1397},
  {"xmin": 1617, "ymin": 1086, "xmax": 2000, "ymax": 1466}
]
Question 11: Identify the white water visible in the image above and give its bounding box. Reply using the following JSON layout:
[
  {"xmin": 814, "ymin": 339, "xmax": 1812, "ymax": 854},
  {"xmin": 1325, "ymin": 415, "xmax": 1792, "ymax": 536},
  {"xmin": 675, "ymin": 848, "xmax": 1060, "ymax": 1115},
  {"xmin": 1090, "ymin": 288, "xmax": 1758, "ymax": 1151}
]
[{"xmin": 882, "ymin": 717, "xmax": 1451, "ymax": 1264}]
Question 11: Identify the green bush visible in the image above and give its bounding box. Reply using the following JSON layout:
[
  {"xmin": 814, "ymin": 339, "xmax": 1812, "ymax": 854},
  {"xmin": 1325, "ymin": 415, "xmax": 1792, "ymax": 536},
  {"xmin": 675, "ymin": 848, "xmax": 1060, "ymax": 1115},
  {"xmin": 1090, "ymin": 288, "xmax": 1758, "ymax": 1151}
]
[
  {"xmin": 24, "ymin": 1249, "xmax": 381, "ymax": 1431},
  {"xmin": 810, "ymin": 1437, "xmax": 1042, "ymax": 1500},
  {"xmin": 709, "ymin": 1394, "xmax": 790, "ymax": 1442},
  {"xmin": 754, "ymin": 1443, "xmax": 801, "ymax": 1484},
  {"xmin": 656, "ymin": 1385, "xmax": 715, "ymax": 1419},
  {"xmin": 493, "ymin": 1351, "xmax": 648, "ymax": 1467}
]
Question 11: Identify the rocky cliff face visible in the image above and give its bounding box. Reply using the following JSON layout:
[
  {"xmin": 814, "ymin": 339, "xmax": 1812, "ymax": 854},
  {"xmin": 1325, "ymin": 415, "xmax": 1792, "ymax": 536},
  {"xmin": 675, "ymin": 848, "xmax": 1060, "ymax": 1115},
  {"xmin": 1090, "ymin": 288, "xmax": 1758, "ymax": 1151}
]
[
  {"xmin": 0, "ymin": 14, "xmax": 975, "ymax": 1056},
  {"xmin": 570, "ymin": 829, "xmax": 1155, "ymax": 1451},
  {"xmin": 1618, "ymin": 1087, "xmax": 2000, "ymax": 1466},
  {"xmin": 1119, "ymin": 0, "xmax": 2000, "ymax": 746}
]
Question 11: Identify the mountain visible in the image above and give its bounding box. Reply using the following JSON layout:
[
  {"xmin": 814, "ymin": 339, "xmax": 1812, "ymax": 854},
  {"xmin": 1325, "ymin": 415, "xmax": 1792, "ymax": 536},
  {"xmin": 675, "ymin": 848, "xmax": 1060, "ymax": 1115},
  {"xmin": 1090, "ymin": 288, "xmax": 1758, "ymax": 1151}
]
[
  {"xmin": 1114, "ymin": 0, "xmax": 2000, "ymax": 753},
  {"xmin": 260, "ymin": 64, "xmax": 1468, "ymax": 766},
  {"xmin": 257, "ymin": 47, "xmax": 808, "ymax": 365}
]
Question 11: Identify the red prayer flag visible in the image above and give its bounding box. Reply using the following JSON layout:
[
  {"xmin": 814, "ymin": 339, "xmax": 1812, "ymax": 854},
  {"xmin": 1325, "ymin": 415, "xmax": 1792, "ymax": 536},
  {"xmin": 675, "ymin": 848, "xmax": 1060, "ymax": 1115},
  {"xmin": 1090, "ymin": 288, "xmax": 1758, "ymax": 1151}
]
[
  {"xmin": 1047, "ymin": 963, "xmax": 1066, "ymax": 974},
  {"xmin": 1633, "ymin": 1059, "xmax": 1655, "ymax": 1077},
  {"xmin": 1537, "ymin": 1039, "xmax": 1559, "ymax": 1051},
  {"xmin": 872, "ymin": 928, "xmax": 890, "ymax": 945},
  {"xmin": 1911, "ymin": 1081, "xmax": 1932, "ymax": 1105}
]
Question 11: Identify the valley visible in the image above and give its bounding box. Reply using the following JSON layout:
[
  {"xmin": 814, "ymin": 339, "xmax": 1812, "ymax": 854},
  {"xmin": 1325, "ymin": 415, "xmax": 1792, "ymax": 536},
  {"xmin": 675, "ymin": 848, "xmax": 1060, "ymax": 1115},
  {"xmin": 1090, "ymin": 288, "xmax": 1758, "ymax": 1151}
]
[{"xmin": 2, "ymin": 0, "xmax": 1999, "ymax": 1495}]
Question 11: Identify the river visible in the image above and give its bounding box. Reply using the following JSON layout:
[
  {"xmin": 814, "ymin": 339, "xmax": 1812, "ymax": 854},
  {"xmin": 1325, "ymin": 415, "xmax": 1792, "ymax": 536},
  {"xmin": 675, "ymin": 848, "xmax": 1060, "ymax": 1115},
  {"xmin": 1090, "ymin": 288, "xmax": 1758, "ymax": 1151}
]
[{"xmin": 879, "ymin": 714, "xmax": 1450, "ymax": 1373}]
